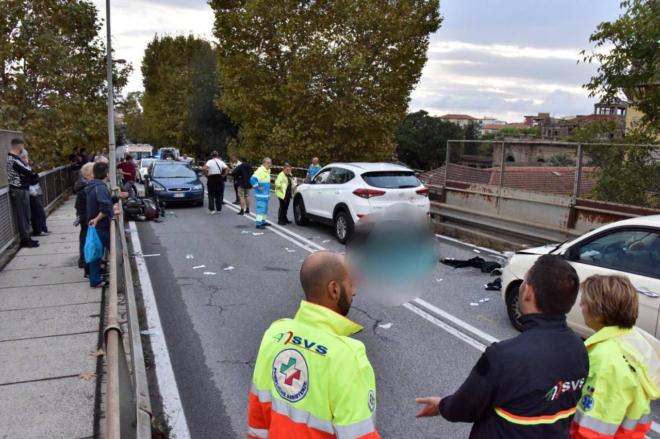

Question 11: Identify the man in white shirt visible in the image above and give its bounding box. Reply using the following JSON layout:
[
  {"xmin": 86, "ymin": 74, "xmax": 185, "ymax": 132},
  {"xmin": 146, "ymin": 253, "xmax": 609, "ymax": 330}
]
[{"xmin": 203, "ymin": 151, "xmax": 227, "ymax": 214}]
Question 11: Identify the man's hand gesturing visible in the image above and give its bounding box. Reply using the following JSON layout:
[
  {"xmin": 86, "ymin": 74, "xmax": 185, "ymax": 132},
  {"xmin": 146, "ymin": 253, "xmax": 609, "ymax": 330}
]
[{"xmin": 415, "ymin": 397, "xmax": 441, "ymax": 418}]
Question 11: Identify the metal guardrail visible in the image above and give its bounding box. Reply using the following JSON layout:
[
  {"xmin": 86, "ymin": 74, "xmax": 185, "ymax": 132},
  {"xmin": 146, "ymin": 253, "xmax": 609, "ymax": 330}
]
[
  {"xmin": 0, "ymin": 165, "xmax": 77, "ymax": 255},
  {"xmin": 106, "ymin": 205, "xmax": 152, "ymax": 439}
]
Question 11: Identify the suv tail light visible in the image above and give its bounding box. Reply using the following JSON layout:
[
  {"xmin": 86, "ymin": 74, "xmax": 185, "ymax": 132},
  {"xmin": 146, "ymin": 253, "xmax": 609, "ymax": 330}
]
[
  {"xmin": 353, "ymin": 188, "xmax": 386, "ymax": 199},
  {"xmin": 416, "ymin": 187, "xmax": 430, "ymax": 197}
]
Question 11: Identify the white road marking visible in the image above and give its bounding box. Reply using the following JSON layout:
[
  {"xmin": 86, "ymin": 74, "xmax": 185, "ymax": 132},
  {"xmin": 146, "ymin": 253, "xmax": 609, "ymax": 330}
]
[
  {"xmin": 128, "ymin": 221, "xmax": 191, "ymax": 439},
  {"xmin": 413, "ymin": 298, "xmax": 501, "ymax": 345},
  {"xmin": 652, "ymin": 422, "xmax": 660, "ymax": 434},
  {"xmin": 403, "ymin": 302, "xmax": 487, "ymax": 352},
  {"xmin": 142, "ymin": 253, "xmax": 161, "ymax": 257}
]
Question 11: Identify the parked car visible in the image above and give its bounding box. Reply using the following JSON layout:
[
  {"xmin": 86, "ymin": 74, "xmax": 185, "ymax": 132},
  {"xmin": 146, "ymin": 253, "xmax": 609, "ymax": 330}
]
[
  {"xmin": 144, "ymin": 160, "xmax": 204, "ymax": 207},
  {"xmin": 293, "ymin": 162, "xmax": 430, "ymax": 243},
  {"xmin": 501, "ymin": 215, "xmax": 660, "ymax": 338},
  {"xmin": 137, "ymin": 158, "xmax": 155, "ymax": 183}
]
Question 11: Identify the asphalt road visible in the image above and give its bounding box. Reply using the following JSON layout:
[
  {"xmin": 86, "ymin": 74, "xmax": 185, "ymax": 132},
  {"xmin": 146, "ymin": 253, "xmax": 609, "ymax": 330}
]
[{"xmin": 134, "ymin": 183, "xmax": 660, "ymax": 438}]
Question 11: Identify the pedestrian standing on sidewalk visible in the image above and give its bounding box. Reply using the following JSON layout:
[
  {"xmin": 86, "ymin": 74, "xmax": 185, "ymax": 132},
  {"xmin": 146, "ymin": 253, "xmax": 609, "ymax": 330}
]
[
  {"xmin": 6, "ymin": 138, "xmax": 40, "ymax": 248},
  {"xmin": 416, "ymin": 255, "xmax": 588, "ymax": 439},
  {"xmin": 250, "ymin": 157, "xmax": 271, "ymax": 229},
  {"xmin": 232, "ymin": 157, "xmax": 253, "ymax": 215},
  {"xmin": 75, "ymin": 162, "xmax": 94, "ymax": 277},
  {"xmin": 275, "ymin": 163, "xmax": 294, "ymax": 225},
  {"xmin": 86, "ymin": 161, "xmax": 113, "ymax": 288},
  {"xmin": 19, "ymin": 149, "xmax": 49, "ymax": 237},
  {"xmin": 203, "ymin": 151, "xmax": 227, "ymax": 215},
  {"xmin": 306, "ymin": 156, "xmax": 321, "ymax": 181},
  {"xmin": 230, "ymin": 155, "xmax": 242, "ymax": 204}
]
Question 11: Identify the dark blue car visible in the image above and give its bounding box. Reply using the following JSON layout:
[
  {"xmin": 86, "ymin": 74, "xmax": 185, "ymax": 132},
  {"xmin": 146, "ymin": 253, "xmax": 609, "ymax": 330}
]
[{"xmin": 146, "ymin": 161, "xmax": 204, "ymax": 207}]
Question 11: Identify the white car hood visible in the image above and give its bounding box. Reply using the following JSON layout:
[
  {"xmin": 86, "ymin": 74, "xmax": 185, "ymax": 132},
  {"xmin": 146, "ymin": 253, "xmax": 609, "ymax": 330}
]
[{"xmin": 516, "ymin": 243, "xmax": 559, "ymax": 256}]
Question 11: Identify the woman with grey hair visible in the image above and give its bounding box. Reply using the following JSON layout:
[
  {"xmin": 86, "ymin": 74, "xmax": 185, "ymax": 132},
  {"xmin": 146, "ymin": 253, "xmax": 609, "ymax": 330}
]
[
  {"xmin": 20, "ymin": 149, "xmax": 49, "ymax": 236},
  {"xmin": 74, "ymin": 162, "xmax": 94, "ymax": 276}
]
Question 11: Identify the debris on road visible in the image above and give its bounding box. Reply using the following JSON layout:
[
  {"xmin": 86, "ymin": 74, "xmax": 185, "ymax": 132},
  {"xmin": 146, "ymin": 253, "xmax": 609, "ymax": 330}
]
[
  {"xmin": 485, "ymin": 278, "xmax": 502, "ymax": 291},
  {"xmin": 479, "ymin": 298, "xmax": 491, "ymax": 303},
  {"xmin": 203, "ymin": 271, "xmax": 216, "ymax": 275},
  {"xmin": 473, "ymin": 249, "xmax": 481, "ymax": 254},
  {"xmin": 284, "ymin": 247, "xmax": 296, "ymax": 253},
  {"xmin": 252, "ymin": 232, "xmax": 264, "ymax": 236},
  {"xmin": 322, "ymin": 239, "xmax": 331, "ymax": 244},
  {"xmin": 441, "ymin": 257, "xmax": 501, "ymax": 273},
  {"xmin": 193, "ymin": 265, "xmax": 206, "ymax": 270},
  {"xmin": 223, "ymin": 266, "xmax": 235, "ymax": 271},
  {"xmin": 378, "ymin": 322, "xmax": 393, "ymax": 329},
  {"xmin": 241, "ymin": 230, "xmax": 250, "ymax": 234},
  {"xmin": 470, "ymin": 302, "xmax": 479, "ymax": 307},
  {"xmin": 435, "ymin": 278, "xmax": 443, "ymax": 283},
  {"xmin": 186, "ymin": 254, "xmax": 194, "ymax": 259},
  {"xmin": 79, "ymin": 372, "xmax": 97, "ymax": 381},
  {"xmin": 140, "ymin": 330, "xmax": 159, "ymax": 336}
]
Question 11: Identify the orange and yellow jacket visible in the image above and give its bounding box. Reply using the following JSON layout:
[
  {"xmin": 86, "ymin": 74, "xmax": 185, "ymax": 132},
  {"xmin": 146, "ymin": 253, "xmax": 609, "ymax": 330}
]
[{"xmin": 248, "ymin": 300, "xmax": 380, "ymax": 439}]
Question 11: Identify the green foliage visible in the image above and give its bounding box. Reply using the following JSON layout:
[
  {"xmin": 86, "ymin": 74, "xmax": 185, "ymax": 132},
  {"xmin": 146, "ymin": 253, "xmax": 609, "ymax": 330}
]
[
  {"xmin": 140, "ymin": 35, "xmax": 236, "ymax": 158},
  {"xmin": 571, "ymin": 122, "xmax": 659, "ymax": 207},
  {"xmin": 494, "ymin": 126, "xmax": 541, "ymax": 139},
  {"xmin": 581, "ymin": 0, "xmax": 659, "ymax": 135},
  {"xmin": 210, "ymin": 0, "xmax": 441, "ymax": 165},
  {"xmin": 395, "ymin": 110, "xmax": 464, "ymax": 170},
  {"xmin": 0, "ymin": 0, "xmax": 130, "ymax": 170},
  {"xmin": 549, "ymin": 154, "xmax": 575, "ymax": 167}
]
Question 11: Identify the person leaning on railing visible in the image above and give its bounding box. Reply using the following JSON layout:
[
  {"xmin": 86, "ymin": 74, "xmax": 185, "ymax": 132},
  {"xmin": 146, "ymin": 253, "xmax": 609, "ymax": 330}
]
[
  {"xmin": 571, "ymin": 275, "xmax": 660, "ymax": 439},
  {"xmin": 74, "ymin": 162, "xmax": 94, "ymax": 278},
  {"xmin": 6, "ymin": 138, "xmax": 40, "ymax": 248}
]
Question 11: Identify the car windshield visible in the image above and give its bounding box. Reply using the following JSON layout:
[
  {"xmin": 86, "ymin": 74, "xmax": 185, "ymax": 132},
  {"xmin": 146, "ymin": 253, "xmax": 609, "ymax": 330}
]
[
  {"xmin": 153, "ymin": 164, "xmax": 195, "ymax": 178},
  {"xmin": 361, "ymin": 171, "xmax": 420, "ymax": 189},
  {"xmin": 140, "ymin": 159, "xmax": 154, "ymax": 168}
]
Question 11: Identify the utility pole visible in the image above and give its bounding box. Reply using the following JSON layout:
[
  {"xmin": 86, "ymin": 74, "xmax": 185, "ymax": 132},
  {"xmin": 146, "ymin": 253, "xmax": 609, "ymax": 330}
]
[{"xmin": 106, "ymin": 0, "xmax": 116, "ymax": 188}]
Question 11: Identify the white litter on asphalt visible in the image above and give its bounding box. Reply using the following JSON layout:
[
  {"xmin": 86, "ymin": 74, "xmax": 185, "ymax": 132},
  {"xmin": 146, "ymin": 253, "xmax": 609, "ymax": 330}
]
[
  {"xmin": 186, "ymin": 254, "xmax": 194, "ymax": 259},
  {"xmin": 435, "ymin": 278, "xmax": 443, "ymax": 283},
  {"xmin": 378, "ymin": 323, "xmax": 393, "ymax": 329},
  {"xmin": 284, "ymin": 247, "xmax": 296, "ymax": 253},
  {"xmin": 241, "ymin": 230, "xmax": 250, "ymax": 234},
  {"xmin": 223, "ymin": 266, "xmax": 235, "ymax": 271},
  {"xmin": 322, "ymin": 240, "xmax": 331, "ymax": 244},
  {"xmin": 143, "ymin": 254, "xmax": 161, "ymax": 258},
  {"xmin": 470, "ymin": 302, "xmax": 479, "ymax": 307},
  {"xmin": 203, "ymin": 271, "xmax": 216, "ymax": 275},
  {"xmin": 193, "ymin": 265, "xmax": 206, "ymax": 270},
  {"xmin": 252, "ymin": 232, "xmax": 264, "ymax": 236},
  {"xmin": 473, "ymin": 249, "xmax": 481, "ymax": 254},
  {"xmin": 479, "ymin": 298, "xmax": 491, "ymax": 303},
  {"xmin": 140, "ymin": 330, "xmax": 159, "ymax": 336}
]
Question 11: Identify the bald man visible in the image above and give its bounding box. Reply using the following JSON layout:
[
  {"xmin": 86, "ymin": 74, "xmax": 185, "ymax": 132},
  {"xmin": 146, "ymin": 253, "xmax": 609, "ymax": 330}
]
[
  {"xmin": 307, "ymin": 157, "xmax": 321, "ymax": 180},
  {"xmin": 247, "ymin": 251, "xmax": 380, "ymax": 439}
]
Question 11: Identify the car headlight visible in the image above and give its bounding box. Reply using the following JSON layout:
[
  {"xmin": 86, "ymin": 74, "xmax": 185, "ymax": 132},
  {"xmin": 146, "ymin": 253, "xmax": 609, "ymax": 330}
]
[
  {"xmin": 153, "ymin": 183, "xmax": 166, "ymax": 192},
  {"xmin": 192, "ymin": 184, "xmax": 203, "ymax": 190}
]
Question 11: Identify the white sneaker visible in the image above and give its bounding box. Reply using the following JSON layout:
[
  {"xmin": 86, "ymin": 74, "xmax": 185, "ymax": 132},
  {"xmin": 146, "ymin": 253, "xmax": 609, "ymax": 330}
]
[
  {"xmin": 211, "ymin": 210, "xmax": 217, "ymax": 215},
  {"xmin": 208, "ymin": 210, "xmax": 214, "ymax": 215}
]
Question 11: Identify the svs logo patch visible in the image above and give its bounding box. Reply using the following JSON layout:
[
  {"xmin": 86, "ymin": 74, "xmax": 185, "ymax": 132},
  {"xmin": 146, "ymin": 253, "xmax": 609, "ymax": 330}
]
[{"xmin": 274, "ymin": 331, "xmax": 328, "ymax": 356}]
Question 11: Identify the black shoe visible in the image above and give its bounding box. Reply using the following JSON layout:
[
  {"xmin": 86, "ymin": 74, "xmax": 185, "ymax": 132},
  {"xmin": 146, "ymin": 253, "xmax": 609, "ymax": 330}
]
[
  {"xmin": 285, "ymin": 219, "xmax": 292, "ymax": 224},
  {"xmin": 256, "ymin": 224, "xmax": 266, "ymax": 230},
  {"xmin": 263, "ymin": 222, "xmax": 271, "ymax": 227},
  {"xmin": 233, "ymin": 200, "xmax": 240, "ymax": 205},
  {"xmin": 277, "ymin": 221, "xmax": 286, "ymax": 225},
  {"xmin": 238, "ymin": 210, "xmax": 244, "ymax": 215},
  {"xmin": 21, "ymin": 240, "xmax": 39, "ymax": 248},
  {"xmin": 78, "ymin": 259, "xmax": 85, "ymax": 269},
  {"xmin": 245, "ymin": 209, "xmax": 250, "ymax": 214}
]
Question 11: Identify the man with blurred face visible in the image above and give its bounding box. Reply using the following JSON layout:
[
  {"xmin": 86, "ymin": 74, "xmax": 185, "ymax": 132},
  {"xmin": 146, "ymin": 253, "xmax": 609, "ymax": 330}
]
[
  {"xmin": 250, "ymin": 157, "xmax": 272, "ymax": 228},
  {"xmin": 247, "ymin": 251, "xmax": 380, "ymax": 438}
]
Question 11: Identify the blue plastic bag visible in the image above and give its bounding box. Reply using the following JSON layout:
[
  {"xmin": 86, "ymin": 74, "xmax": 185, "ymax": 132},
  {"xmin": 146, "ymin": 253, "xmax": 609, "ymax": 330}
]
[{"xmin": 84, "ymin": 225, "xmax": 103, "ymax": 263}]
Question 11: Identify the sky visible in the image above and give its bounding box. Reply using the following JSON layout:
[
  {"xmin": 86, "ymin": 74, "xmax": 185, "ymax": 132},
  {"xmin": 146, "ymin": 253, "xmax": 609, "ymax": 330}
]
[{"xmin": 92, "ymin": 0, "xmax": 624, "ymax": 123}]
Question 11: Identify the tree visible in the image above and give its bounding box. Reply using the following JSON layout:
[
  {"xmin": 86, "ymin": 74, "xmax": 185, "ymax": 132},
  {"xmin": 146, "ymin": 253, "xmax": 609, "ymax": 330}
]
[
  {"xmin": 210, "ymin": 0, "xmax": 441, "ymax": 165},
  {"xmin": 581, "ymin": 0, "xmax": 659, "ymax": 135},
  {"xmin": 569, "ymin": 121, "xmax": 659, "ymax": 207},
  {"xmin": 395, "ymin": 110, "xmax": 464, "ymax": 170},
  {"xmin": 140, "ymin": 35, "xmax": 236, "ymax": 158},
  {"xmin": 0, "ymin": 0, "xmax": 130, "ymax": 169}
]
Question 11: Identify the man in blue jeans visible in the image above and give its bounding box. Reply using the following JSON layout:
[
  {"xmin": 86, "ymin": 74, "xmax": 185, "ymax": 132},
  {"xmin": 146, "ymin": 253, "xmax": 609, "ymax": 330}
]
[{"xmin": 85, "ymin": 162, "xmax": 113, "ymax": 288}]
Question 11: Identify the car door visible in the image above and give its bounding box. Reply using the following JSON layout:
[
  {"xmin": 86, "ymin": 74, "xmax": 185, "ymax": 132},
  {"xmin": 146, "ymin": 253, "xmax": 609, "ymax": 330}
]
[
  {"xmin": 326, "ymin": 167, "xmax": 355, "ymax": 216},
  {"xmin": 305, "ymin": 167, "xmax": 333, "ymax": 217},
  {"xmin": 565, "ymin": 227, "xmax": 660, "ymax": 338}
]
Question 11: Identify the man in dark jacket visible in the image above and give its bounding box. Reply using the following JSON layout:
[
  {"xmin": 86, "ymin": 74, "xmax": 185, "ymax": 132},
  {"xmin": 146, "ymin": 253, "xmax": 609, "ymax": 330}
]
[
  {"xmin": 85, "ymin": 162, "xmax": 114, "ymax": 288},
  {"xmin": 416, "ymin": 255, "xmax": 588, "ymax": 439},
  {"xmin": 231, "ymin": 158, "xmax": 253, "ymax": 215},
  {"xmin": 6, "ymin": 138, "xmax": 40, "ymax": 247}
]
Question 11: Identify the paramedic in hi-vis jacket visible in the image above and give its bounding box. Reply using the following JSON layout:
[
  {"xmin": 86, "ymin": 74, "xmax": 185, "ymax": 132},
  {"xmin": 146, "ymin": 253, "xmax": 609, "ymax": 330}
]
[
  {"xmin": 250, "ymin": 157, "xmax": 272, "ymax": 229},
  {"xmin": 248, "ymin": 251, "xmax": 381, "ymax": 439}
]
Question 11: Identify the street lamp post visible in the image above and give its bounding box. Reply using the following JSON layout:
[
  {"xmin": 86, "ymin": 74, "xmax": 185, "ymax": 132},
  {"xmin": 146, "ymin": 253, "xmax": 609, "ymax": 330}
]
[{"xmin": 105, "ymin": 0, "xmax": 116, "ymax": 188}]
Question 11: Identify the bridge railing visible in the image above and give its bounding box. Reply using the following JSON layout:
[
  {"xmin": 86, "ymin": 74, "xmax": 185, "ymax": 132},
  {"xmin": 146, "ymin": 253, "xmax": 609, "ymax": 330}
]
[{"xmin": 105, "ymin": 203, "xmax": 152, "ymax": 438}]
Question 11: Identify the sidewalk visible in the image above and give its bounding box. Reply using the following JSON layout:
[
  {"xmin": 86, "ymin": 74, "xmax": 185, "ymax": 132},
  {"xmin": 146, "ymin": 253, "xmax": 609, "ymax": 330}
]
[{"xmin": 0, "ymin": 197, "xmax": 102, "ymax": 438}]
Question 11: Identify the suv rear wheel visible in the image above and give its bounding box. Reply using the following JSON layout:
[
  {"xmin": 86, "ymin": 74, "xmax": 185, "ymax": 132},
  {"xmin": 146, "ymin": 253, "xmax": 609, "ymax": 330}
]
[
  {"xmin": 294, "ymin": 197, "xmax": 309, "ymax": 226},
  {"xmin": 334, "ymin": 210, "xmax": 354, "ymax": 244},
  {"xmin": 505, "ymin": 281, "xmax": 524, "ymax": 331}
]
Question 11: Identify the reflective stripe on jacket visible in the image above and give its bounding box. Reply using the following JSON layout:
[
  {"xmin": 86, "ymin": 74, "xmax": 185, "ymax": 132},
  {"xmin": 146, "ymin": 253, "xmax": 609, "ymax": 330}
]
[
  {"xmin": 248, "ymin": 301, "xmax": 380, "ymax": 439},
  {"xmin": 570, "ymin": 326, "xmax": 660, "ymax": 439},
  {"xmin": 250, "ymin": 165, "xmax": 271, "ymax": 198}
]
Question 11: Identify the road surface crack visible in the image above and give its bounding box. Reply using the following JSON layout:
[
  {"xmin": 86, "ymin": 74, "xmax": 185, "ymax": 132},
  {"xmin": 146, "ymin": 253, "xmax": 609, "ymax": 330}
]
[{"xmin": 351, "ymin": 306, "xmax": 391, "ymax": 341}]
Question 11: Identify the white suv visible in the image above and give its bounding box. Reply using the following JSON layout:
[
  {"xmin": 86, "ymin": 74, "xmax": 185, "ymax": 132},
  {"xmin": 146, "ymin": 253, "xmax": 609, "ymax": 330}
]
[{"xmin": 293, "ymin": 162, "xmax": 431, "ymax": 243}]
